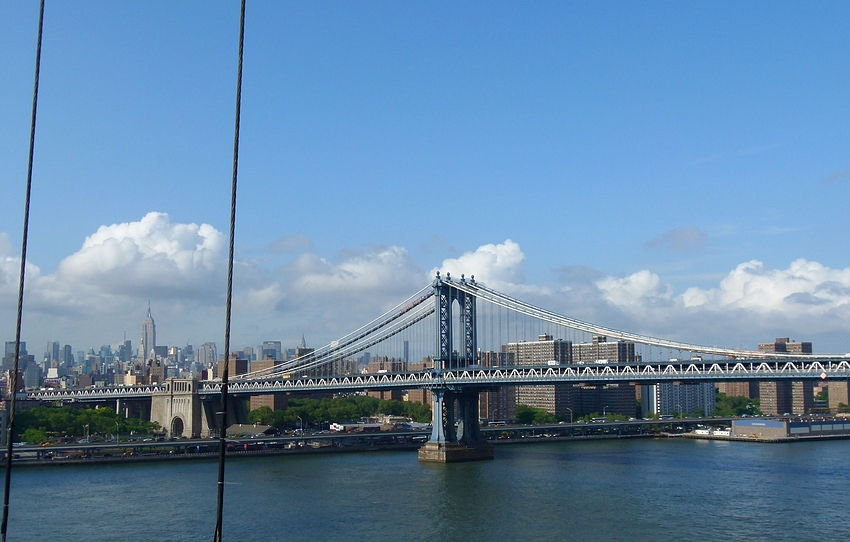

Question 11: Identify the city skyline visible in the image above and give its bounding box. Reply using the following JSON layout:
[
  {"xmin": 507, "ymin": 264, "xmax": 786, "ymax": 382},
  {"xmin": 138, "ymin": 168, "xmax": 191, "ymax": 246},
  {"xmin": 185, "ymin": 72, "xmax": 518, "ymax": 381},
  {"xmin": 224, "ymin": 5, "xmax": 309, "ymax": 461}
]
[{"xmin": 1, "ymin": 3, "xmax": 849, "ymax": 352}]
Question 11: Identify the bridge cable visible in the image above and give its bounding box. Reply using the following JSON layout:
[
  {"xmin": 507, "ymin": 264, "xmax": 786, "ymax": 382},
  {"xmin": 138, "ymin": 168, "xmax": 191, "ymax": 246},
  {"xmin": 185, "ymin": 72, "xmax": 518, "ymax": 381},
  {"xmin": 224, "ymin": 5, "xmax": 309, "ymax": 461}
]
[
  {"xmin": 1, "ymin": 2, "xmax": 45, "ymax": 540},
  {"xmin": 214, "ymin": 1, "xmax": 246, "ymax": 541}
]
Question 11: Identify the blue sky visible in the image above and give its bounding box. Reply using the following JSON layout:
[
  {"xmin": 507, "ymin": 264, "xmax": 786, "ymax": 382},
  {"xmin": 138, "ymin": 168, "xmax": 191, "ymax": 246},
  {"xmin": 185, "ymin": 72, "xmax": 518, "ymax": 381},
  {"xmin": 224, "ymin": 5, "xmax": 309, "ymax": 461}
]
[{"xmin": 1, "ymin": 2, "xmax": 849, "ymax": 354}]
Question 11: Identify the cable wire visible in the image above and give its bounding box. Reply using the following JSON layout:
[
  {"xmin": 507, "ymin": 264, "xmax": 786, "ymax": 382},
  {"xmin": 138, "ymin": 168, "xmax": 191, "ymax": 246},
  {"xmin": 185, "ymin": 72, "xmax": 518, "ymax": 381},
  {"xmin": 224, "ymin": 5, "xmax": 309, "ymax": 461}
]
[
  {"xmin": 214, "ymin": 1, "xmax": 245, "ymax": 540},
  {"xmin": 1, "ymin": 2, "xmax": 44, "ymax": 540}
]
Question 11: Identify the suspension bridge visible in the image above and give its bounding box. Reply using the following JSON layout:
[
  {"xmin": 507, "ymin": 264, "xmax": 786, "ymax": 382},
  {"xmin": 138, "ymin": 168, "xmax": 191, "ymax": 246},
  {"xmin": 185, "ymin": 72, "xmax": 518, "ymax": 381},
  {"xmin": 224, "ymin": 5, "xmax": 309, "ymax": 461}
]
[{"xmin": 25, "ymin": 272, "xmax": 850, "ymax": 461}]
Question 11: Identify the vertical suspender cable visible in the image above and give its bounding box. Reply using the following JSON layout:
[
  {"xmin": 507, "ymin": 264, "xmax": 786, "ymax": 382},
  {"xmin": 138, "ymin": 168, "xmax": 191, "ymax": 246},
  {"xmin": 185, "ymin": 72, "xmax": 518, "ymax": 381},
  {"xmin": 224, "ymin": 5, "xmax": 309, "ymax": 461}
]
[
  {"xmin": 1, "ymin": 2, "xmax": 45, "ymax": 540},
  {"xmin": 214, "ymin": 0, "xmax": 246, "ymax": 540}
]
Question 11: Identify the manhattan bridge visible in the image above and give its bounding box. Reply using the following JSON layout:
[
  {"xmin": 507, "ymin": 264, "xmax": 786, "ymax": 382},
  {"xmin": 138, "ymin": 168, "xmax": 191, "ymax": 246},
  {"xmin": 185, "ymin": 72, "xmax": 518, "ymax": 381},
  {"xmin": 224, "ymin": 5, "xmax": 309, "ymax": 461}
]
[{"xmin": 28, "ymin": 272, "xmax": 850, "ymax": 462}]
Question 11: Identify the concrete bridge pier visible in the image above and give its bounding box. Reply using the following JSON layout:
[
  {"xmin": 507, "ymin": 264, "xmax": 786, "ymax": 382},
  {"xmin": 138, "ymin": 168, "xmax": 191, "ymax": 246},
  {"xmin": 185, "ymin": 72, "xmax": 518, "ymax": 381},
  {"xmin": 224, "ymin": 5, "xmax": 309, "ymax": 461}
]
[
  {"xmin": 418, "ymin": 387, "xmax": 493, "ymax": 463},
  {"xmin": 199, "ymin": 395, "xmax": 250, "ymax": 438},
  {"xmin": 150, "ymin": 379, "xmax": 251, "ymax": 438},
  {"xmin": 150, "ymin": 379, "xmax": 202, "ymax": 438}
]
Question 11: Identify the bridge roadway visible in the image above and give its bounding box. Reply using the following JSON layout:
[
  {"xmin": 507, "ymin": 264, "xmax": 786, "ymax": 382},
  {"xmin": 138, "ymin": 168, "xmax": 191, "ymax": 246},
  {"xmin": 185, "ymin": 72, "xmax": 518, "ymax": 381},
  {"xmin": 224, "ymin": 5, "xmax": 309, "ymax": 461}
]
[{"xmin": 26, "ymin": 358, "xmax": 850, "ymax": 402}]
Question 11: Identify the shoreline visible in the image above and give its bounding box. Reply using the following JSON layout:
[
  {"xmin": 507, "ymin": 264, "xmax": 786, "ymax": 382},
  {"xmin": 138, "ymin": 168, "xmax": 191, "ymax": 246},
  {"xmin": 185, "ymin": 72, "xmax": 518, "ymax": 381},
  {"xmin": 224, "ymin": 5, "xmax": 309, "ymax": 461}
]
[{"xmin": 8, "ymin": 432, "xmax": 670, "ymax": 468}]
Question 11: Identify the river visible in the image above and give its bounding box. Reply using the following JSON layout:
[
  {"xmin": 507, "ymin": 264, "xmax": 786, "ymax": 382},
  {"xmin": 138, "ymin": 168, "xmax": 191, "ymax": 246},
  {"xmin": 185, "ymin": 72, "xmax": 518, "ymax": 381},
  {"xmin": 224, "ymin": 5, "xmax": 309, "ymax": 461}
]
[{"xmin": 4, "ymin": 437, "xmax": 849, "ymax": 541}]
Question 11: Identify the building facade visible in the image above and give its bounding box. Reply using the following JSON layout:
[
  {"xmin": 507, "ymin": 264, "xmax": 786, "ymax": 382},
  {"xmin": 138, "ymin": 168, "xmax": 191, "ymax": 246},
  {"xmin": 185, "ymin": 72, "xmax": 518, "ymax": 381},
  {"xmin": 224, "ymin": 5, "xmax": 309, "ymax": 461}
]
[{"xmin": 642, "ymin": 382, "xmax": 716, "ymax": 417}]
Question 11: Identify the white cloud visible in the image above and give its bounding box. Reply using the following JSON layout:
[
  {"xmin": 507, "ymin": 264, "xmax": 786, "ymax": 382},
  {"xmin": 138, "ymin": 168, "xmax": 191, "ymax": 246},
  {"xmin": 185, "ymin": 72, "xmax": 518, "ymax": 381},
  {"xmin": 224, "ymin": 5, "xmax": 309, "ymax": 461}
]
[
  {"xmin": 595, "ymin": 259, "xmax": 850, "ymax": 351},
  {"xmin": 55, "ymin": 212, "xmax": 225, "ymax": 299},
  {"xmin": 432, "ymin": 239, "xmax": 526, "ymax": 285},
  {"xmin": 3, "ymin": 220, "xmax": 850, "ymax": 355},
  {"xmin": 597, "ymin": 270, "xmax": 673, "ymax": 309},
  {"xmin": 681, "ymin": 259, "xmax": 850, "ymax": 315}
]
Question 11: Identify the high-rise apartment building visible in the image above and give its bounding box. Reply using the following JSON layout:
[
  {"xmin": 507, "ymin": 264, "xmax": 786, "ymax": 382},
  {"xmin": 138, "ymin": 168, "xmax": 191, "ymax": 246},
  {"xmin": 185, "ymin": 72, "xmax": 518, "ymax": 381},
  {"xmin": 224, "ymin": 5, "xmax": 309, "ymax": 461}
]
[
  {"xmin": 759, "ymin": 381, "xmax": 793, "ymax": 415},
  {"xmin": 828, "ymin": 380, "xmax": 850, "ymax": 412},
  {"xmin": 758, "ymin": 337, "xmax": 812, "ymax": 415},
  {"xmin": 504, "ymin": 334, "xmax": 573, "ymax": 416},
  {"xmin": 758, "ymin": 337, "xmax": 812, "ymax": 355},
  {"xmin": 572, "ymin": 336, "xmax": 635, "ymax": 364},
  {"xmin": 478, "ymin": 350, "xmax": 516, "ymax": 422},
  {"xmin": 642, "ymin": 382, "xmax": 716, "ymax": 417}
]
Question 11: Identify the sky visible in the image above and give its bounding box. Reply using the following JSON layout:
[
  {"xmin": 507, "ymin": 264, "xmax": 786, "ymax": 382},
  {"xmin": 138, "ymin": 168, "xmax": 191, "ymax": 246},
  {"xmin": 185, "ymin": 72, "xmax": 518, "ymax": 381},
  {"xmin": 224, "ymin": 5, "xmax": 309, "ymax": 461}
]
[{"xmin": 1, "ymin": 1, "xmax": 849, "ymax": 356}]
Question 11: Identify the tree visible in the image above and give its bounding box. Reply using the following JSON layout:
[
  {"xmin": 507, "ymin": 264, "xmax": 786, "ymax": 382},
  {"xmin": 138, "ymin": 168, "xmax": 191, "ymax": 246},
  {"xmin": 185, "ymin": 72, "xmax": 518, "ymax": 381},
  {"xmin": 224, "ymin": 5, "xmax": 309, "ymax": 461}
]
[
  {"xmin": 714, "ymin": 392, "xmax": 762, "ymax": 417},
  {"xmin": 21, "ymin": 428, "xmax": 48, "ymax": 443},
  {"xmin": 247, "ymin": 406, "xmax": 274, "ymax": 425},
  {"xmin": 516, "ymin": 404, "xmax": 554, "ymax": 424}
]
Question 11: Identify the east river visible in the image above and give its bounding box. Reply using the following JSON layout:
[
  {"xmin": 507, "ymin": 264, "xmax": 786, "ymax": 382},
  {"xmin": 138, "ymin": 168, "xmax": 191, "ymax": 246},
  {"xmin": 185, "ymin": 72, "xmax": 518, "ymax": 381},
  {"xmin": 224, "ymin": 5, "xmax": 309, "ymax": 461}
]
[{"xmin": 4, "ymin": 438, "xmax": 850, "ymax": 541}]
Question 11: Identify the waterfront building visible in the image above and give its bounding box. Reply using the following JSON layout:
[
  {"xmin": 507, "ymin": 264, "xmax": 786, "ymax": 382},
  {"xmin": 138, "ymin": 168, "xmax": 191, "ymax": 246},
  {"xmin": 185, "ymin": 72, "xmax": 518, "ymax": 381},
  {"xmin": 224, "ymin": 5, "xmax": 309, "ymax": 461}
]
[
  {"xmin": 758, "ymin": 337, "xmax": 813, "ymax": 415},
  {"xmin": 478, "ymin": 351, "xmax": 516, "ymax": 422},
  {"xmin": 504, "ymin": 334, "xmax": 573, "ymax": 417},
  {"xmin": 406, "ymin": 358, "xmax": 432, "ymax": 406},
  {"xmin": 366, "ymin": 356, "xmax": 406, "ymax": 401},
  {"xmin": 249, "ymin": 359, "xmax": 288, "ymax": 411},
  {"xmin": 758, "ymin": 337, "xmax": 812, "ymax": 355},
  {"xmin": 828, "ymin": 380, "xmax": 850, "ymax": 412},
  {"xmin": 642, "ymin": 382, "xmax": 716, "ymax": 417},
  {"xmin": 716, "ymin": 381, "xmax": 759, "ymax": 398},
  {"xmin": 572, "ymin": 335, "xmax": 636, "ymax": 364}
]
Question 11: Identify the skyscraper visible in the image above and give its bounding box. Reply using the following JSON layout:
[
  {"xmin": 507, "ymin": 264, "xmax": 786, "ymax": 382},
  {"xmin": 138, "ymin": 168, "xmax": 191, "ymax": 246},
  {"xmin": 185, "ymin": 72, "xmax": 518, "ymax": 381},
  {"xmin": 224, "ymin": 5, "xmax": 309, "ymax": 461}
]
[{"xmin": 139, "ymin": 305, "xmax": 156, "ymax": 361}]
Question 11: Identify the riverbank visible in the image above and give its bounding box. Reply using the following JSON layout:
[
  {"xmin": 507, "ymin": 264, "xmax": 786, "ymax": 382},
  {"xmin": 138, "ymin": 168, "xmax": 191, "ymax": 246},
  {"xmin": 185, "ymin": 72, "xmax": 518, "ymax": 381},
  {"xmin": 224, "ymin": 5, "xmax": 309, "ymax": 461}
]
[
  {"xmin": 8, "ymin": 432, "xmax": 670, "ymax": 468},
  {"xmin": 684, "ymin": 432, "xmax": 850, "ymax": 443}
]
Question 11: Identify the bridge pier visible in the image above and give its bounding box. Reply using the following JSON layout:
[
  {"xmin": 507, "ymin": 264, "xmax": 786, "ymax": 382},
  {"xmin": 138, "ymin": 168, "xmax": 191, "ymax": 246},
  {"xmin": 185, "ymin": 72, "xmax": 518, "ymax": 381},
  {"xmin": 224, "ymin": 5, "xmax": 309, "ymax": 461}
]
[
  {"xmin": 418, "ymin": 388, "xmax": 493, "ymax": 462},
  {"xmin": 199, "ymin": 395, "xmax": 250, "ymax": 438},
  {"xmin": 150, "ymin": 379, "xmax": 203, "ymax": 438}
]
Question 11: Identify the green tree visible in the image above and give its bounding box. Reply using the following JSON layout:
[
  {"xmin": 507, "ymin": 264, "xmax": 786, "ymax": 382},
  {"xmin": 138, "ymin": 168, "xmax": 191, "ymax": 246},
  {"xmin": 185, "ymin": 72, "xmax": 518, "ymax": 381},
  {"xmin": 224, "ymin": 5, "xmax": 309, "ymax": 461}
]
[
  {"xmin": 516, "ymin": 404, "xmax": 554, "ymax": 424},
  {"xmin": 714, "ymin": 392, "xmax": 762, "ymax": 417},
  {"xmin": 247, "ymin": 406, "xmax": 274, "ymax": 425},
  {"xmin": 21, "ymin": 428, "xmax": 48, "ymax": 443}
]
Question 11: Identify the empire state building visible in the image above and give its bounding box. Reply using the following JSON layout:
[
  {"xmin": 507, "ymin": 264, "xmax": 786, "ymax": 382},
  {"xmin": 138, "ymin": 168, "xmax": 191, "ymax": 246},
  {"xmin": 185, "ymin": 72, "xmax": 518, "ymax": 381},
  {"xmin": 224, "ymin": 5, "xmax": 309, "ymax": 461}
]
[{"xmin": 139, "ymin": 306, "xmax": 156, "ymax": 361}]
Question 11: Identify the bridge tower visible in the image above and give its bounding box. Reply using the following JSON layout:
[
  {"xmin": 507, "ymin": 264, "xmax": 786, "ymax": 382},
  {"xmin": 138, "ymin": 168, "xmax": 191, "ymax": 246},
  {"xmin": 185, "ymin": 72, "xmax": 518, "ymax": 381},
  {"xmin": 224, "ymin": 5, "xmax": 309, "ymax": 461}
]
[
  {"xmin": 150, "ymin": 379, "xmax": 202, "ymax": 438},
  {"xmin": 419, "ymin": 272, "xmax": 494, "ymax": 462}
]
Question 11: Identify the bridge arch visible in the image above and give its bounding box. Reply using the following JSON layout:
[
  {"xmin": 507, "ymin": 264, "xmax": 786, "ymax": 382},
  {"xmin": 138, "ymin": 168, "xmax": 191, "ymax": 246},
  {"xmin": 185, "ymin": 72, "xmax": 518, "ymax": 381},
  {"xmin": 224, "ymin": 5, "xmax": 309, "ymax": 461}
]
[{"xmin": 171, "ymin": 416, "xmax": 185, "ymax": 438}]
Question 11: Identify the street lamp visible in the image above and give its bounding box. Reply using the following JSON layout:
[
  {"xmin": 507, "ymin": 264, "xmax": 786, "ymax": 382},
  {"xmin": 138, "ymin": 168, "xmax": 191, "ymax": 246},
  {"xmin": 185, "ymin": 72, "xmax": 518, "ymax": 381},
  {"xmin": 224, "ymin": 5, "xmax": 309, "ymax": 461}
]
[
  {"xmin": 115, "ymin": 422, "xmax": 120, "ymax": 444},
  {"xmin": 297, "ymin": 416, "xmax": 303, "ymax": 434},
  {"xmin": 565, "ymin": 407, "xmax": 573, "ymax": 424},
  {"xmin": 84, "ymin": 423, "xmax": 90, "ymax": 442},
  {"xmin": 603, "ymin": 406, "xmax": 609, "ymax": 418}
]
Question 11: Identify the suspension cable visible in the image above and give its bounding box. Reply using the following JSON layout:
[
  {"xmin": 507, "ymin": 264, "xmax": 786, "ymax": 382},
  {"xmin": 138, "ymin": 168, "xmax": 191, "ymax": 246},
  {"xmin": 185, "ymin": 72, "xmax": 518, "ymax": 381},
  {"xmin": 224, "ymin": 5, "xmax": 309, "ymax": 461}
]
[
  {"xmin": 1, "ymin": 2, "xmax": 45, "ymax": 540},
  {"xmin": 214, "ymin": 1, "xmax": 246, "ymax": 540}
]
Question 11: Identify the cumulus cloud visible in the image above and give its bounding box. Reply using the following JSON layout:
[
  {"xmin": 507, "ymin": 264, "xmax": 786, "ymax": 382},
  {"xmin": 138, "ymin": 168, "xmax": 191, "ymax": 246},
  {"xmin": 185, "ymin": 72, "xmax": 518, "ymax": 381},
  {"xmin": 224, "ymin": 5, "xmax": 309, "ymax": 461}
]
[
  {"xmin": 432, "ymin": 239, "xmax": 526, "ymax": 286},
  {"xmin": 681, "ymin": 259, "xmax": 850, "ymax": 315},
  {"xmin": 56, "ymin": 212, "xmax": 225, "ymax": 300},
  {"xmin": 645, "ymin": 227, "xmax": 708, "ymax": 252},
  {"xmin": 593, "ymin": 259, "xmax": 850, "ymax": 350},
  {"xmin": 284, "ymin": 246, "xmax": 422, "ymax": 298},
  {"xmin": 4, "ymin": 218, "xmax": 850, "ymax": 354},
  {"xmin": 597, "ymin": 270, "xmax": 673, "ymax": 309}
]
